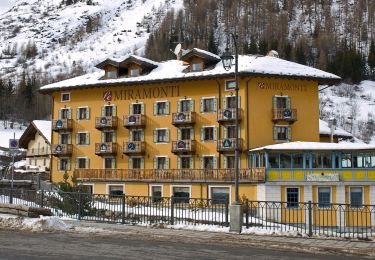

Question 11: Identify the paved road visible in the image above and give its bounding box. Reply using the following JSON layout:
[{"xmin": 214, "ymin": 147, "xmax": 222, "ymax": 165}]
[{"xmin": 0, "ymin": 230, "xmax": 367, "ymax": 260}]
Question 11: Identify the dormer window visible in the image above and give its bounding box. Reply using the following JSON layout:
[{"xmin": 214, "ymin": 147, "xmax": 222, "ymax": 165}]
[
  {"xmin": 192, "ymin": 63, "xmax": 203, "ymax": 72},
  {"xmin": 106, "ymin": 71, "xmax": 117, "ymax": 79},
  {"xmin": 130, "ymin": 68, "xmax": 139, "ymax": 77}
]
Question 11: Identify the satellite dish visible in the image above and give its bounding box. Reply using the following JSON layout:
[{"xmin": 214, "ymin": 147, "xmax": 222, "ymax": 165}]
[{"xmin": 174, "ymin": 43, "xmax": 182, "ymax": 56}]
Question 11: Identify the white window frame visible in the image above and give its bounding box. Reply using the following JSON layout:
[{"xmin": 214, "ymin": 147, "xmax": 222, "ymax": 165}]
[
  {"xmin": 77, "ymin": 106, "xmax": 89, "ymax": 120},
  {"xmin": 106, "ymin": 70, "xmax": 118, "ymax": 79},
  {"xmin": 201, "ymin": 96, "xmax": 216, "ymax": 113},
  {"xmin": 130, "ymin": 68, "xmax": 139, "ymax": 77},
  {"xmin": 155, "ymin": 100, "xmax": 168, "ymax": 116},
  {"xmin": 149, "ymin": 184, "xmax": 163, "ymax": 197},
  {"xmin": 202, "ymin": 126, "xmax": 216, "ymax": 142},
  {"xmin": 209, "ymin": 185, "xmax": 231, "ymax": 204},
  {"xmin": 76, "ymin": 131, "xmax": 89, "ymax": 146},
  {"xmin": 170, "ymin": 185, "xmax": 192, "ymax": 199},
  {"xmin": 81, "ymin": 184, "xmax": 94, "ymax": 194},
  {"xmin": 201, "ymin": 155, "xmax": 216, "ymax": 169},
  {"xmin": 76, "ymin": 156, "xmax": 89, "ymax": 169},
  {"xmin": 225, "ymin": 79, "xmax": 236, "ymax": 91},
  {"xmin": 106, "ymin": 184, "xmax": 125, "ymax": 196},
  {"xmin": 61, "ymin": 92, "xmax": 71, "ymax": 102},
  {"xmin": 58, "ymin": 157, "xmax": 70, "ymax": 172},
  {"xmin": 191, "ymin": 62, "xmax": 203, "ymax": 71},
  {"xmin": 103, "ymin": 156, "xmax": 116, "ymax": 169},
  {"xmin": 155, "ymin": 128, "xmax": 168, "ymax": 144},
  {"xmin": 155, "ymin": 156, "xmax": 168, "ymax": 169},
  {"xmin": 274, "ymin": 125, "xmax": 290, "ymax": 142}
]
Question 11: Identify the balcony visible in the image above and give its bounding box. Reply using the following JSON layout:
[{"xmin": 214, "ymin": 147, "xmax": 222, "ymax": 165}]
[
  {"xmin": 123, "ymin": 114, "xmax": 146, "ymax": 129},
  {"xmin": 172, "ymin": 112, "xmax": 196, "ymax": 126},
  {"xmin": 123, "ymin": 141, "xmax": 146, "ymax": 155},
  {"xmin": 272, "ymin": 108, "xmax": 297, "ymax": 123},
  {"xmin": 73, "ymin": 168, "xmax": 265, "ymax": 183},
  {"xmin": 95, "ymin": 116, "xmax": 118, "ymax": 130},
  {"xmin": 52, "ymin": 119, "xmax": 72, "ymax": 132},
  {"xmin": 171, "ymin": 140, "xmax": 196, "ymax": 154},
  {"xmin": 217, "ymin": 138, "xmax": 243, "ymax": 153},
  {"xmin": 217, "ymin": 108, "xmax": 242, "ymax": 124},
  {"xmin": 51, "ymin": 144, "xmax": 72, "ymax": 156},
  {"xmin": 95, "ymin": 142, "xmax": 118, "ymax": 156}
]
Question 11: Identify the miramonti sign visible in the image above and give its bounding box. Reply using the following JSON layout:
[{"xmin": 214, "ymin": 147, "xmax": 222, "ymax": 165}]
[{"xmin": 103, "ymin": 85, "xmax": 181, "ymax": 101}]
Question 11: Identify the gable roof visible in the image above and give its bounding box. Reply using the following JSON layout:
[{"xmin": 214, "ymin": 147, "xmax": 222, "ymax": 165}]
[
  {"xmin": 319, "ymin": 120, "xmax": 353, "ymax": 139},
  {"xmin": 95, "ymin": 58, "xmax": 119, "ymax": 69},
  {"xmin": 19, "ymin": 120, "xmax": 51, "ymax": 148},
  {"xmin": 119, "ymin": 55, "xmax": 159, "ymax": 69},
  {"xmin": 180, "ymin": 48, "xmax": 221, "ymax": 63}
]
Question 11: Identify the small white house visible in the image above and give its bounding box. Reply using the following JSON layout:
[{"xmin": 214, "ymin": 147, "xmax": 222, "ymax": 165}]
[{"xmin": 19, "ymin": 120, "xmax": 51, "ymax": 172}]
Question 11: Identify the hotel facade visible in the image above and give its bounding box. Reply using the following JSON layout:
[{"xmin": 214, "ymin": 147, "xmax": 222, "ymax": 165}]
[{"xmin": 40, "ymin": 48, "xmax": 375, "ymax": 213}]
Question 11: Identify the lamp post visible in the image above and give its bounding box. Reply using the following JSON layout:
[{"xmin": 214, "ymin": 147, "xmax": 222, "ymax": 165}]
[{"xmin": 221, "ymin": 33, "xmax": 243, "ymax": 233}]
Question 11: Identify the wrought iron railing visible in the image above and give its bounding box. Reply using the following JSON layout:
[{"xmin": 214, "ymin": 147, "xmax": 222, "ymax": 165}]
[
  {"xmin": 172, "ymin": 112, "xmax": 196, "ymax": 125},
  {"xmin": 123, "ymin": 141, "xmax": 146, "ymax": 155},
  {"xmin": 171, "ymin": 140, "xmax": 196, "ymax": 153},
  {"xmin": 123, "ymin": 114, "xmax": 146, "ymax": 128},
  {"xmin": 217, "ymin": 138, "xmax": 243, "ymax": 152},
  {"xmin": 51, "ymin": 144, "xmax": 72, "ymax": 156},
  {"xmin": 95, "ymin": 116, "xmax": 118, "ymax": 129},
  {"xmin": 95, "ymin": 142, "xmax": 118, "ymax": 155},
  {"xmin": 217, "ymin": 108, "xmax": 242, "ymax": 124},
  {"xmin": 52, "ymin": 119, "xmax": 72, "ymax": 131},
  {"xmin": 272, "ymin": 108, "xmax": 297, "ymax": 122}
]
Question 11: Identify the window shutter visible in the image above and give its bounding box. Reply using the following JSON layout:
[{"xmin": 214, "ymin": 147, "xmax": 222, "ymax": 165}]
[
  {"xmin": 76, "ymin": 108, "xmax": 79, "ymax": 119},
  {"xmin": 153, "ymin": 130, "xmax": 156, "ymax": 143},
  {"xmin": 129, "ymin": 131, "xmax": 133, "ymax": 142},
  {"xmin": 112, "ymin": 132, "xmax": 116, "ymax": 142},
  {"xmin": 165, "ymin": 157, "xmax": 170, "ymax": 169},
  {"xmin": 288, "ymin": 127, "xmax": 292, "ymax": 141},
  {"xmin": 272, "ymin": 96, "xmax": 277, "ymax": 109},
  {"xmin": 86, "ymin": 107, "xmax": 90, "ymax": 120},
  {"xmin": 112, "ymin": 158, "xmax": 116, "ymax": 169},
  {"xmin": 177, "ymin": 101, "xmax": 181, "ymax": 112},
  {"xmin": 67, "ymin": 109, "xmax": 72, "ymax": 119},
  {"xmin": 190, "ymin": 100, "xmax": 195, "ymax": 112},
  {"xmin": 68, "ymin": 134, "xmax": 72, "ymax": 144},
  {"xmin": 101, "ymin": 106, "xmax": 105, "ymax": 116},
  {"xmin": 141, "ymin": 157, "xmax": 145, "ymax": 169},
  {"xmin": 76, "ymin": 133, "xmax": 79, "ymax": 145},
  {"xmin": 166, "ymin": 129, "xmax": 170, "ymax": 142},
  {"xmin": 273, "ymin": 126, "xmax": 277, "ymax": 140},
  {"xmin": 141, "ymin": 103, "xmax": 145, "ymax": 115},
  {"xmin": 200, "ymin": 157, "xmax": 204, "ymax": 169},
  {"xmin": 191, "ymin": 128, "xmax": 195, "ymax": 140},
  {"xmin": 153, "ymin": 157, "xmax": 157, "ymax": 169},
  {"xmin": 141, "ymin": 130, "xmax": 145, "ymax": 141},
  {"xmin": 200, "ymin": 98, "xmax": 204, "ymax": 112},
  {"xmin": 87, "ymin": 159, "xmax": 90, "ymax": 169},
  {"xmin": 177, "ymin": 129, "xmax": 181, "ymax": 140},
  {"xmin": 190, "ymin": 157, "xmax": 194, "ymax": 169},
  {"xmin": 112, "ymin": 106, "xmax": 117, "ymax": 116},
  {"xmin": 68, "ymin": 159, "xmax": 72, "ymax": 171},
  {"xmin": 101, "ymin": 132, "xmax": 105, "ymax": 143},
  {"xmin": 286, "ymin": 97, "xmax": 291, "ymax": 109},
  {"xmin": 166, "ymin": 101, "xmax": 170, "ymax": 114},
  {"xmin": 58, "ymin": 110, "xmax": 62, "ymax": 120},
  {"xmin": 222, "ymin": 97, "xmax": 227, "ymax": 109},
  {"xmin": 214, "ymin": 127, "xmax": 218, "ymax": 141},
  {"xmin": 223, "ymin": 126, "xmax": 228, "ymax": 139},
  {"xmin": 214, "ymin": 98, "xmax": 218, "ymax": 112},
  {"xmin": 177, "ymin": 157, "xmax": 181, "ymax": 169},
  {"xmin": 237, "ymin": 96, "xmax": 241, "ymax": 108},
  {"xmin": 129, "ymin": 104, "xmax": 133, "ymax": 114},
  {"xmin": 223, "ymin": 156, "xmax": 227, "ymax": 168},
  {"xmin": 200, "ymin": 127, "xmax": 204, "ymax": 141},
  {"xmin": 153, "ymin": 103, "xmax": 157, "ymax": 116},
  {"xmin": 86, "ymin": 133, "xmax": 90, "ymax": 145},
  {"xmin": 74, "ymin": 158, "xmax": 78, "ymax": 169},
  {"xmin": 214, "ymin": 157, "xmax": 218, "ymax": 169},
  {"xmin": 57, "ymin": 159, "xmax": 60, "ymax": 171}
]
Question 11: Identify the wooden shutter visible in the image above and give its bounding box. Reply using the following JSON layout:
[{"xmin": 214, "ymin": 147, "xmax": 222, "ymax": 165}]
[
  {"xmin": 191, "ymin": 128, "xmax": 195, "ymax": 140},
  {"xmin": 86, "ymin": 133, "xmax": 90, "ymax": 145},
  {"xmin": 141, "ymin": 130, "xmax": 145, "ymax": 141},
  {"xmin": 222, "ymin": 97, "xmax": 227, "ymax": 109},
  {"xmin": 214, "ymin": 157, "xmax": 218, "ymax": 169},
  {"xmin": 112, "ymin": 158, "xmax": 116, "ymax": 169},
  {"xmin": 141, "ymin": 103, "xmax": 145, "ymax": 115},
  {"xmin": 286, "ymin": 97, "xmax": 291, "ymax": 109},
  {"xmin": 273, "ymin": 126, "xmax": 277, "ymax": 140},
  {"xmin": 76, "ymin": 108, "xmax": 80, "ymax": 119},
  {"xmin": 58, "ymin": 110, "xmax": 62, "ymax": 120},
  {"xmin": 67, "ymin": 109, "xmax": 72, "ymax": 119},
  {"xmin": 200, "ymin": 127, "xmax": 204, "ymax": 141},
  {"xmin": 74, "ymin": 158, "xmax": 78, "ymax": 169},
  {"xmin": 199, "ymin": 157, "xmax": 204, "ymax": 169},
  {"xmin": 200, "ymin": 98, "xmax": 204, "ymax": 112},
  {"xmin": 190, "ymin": 157, "xmax": 194, "ymax": 169},
  {"xmin": 213, "ymin": 98, "xmax": 218, "ymax": 112},
  {"xmin": 57, "ymin": 159, "xmax": 60, "ymax": 171},
  {"xmin": 237, "ymin": 96, "xmax": 241, "ymax": 108},
  {"xmin": 223, "ymin": 126, "xmax": 228, "ymax": 138},
  {"xmin": 177, "ymin": 157, "xmax": 181, "ymax": 169},
  {"xmin": 153, "ymin": 103, "xmax": 157, "ymax": 116},
  {"xmin": 214, "ymin": 127, "xmax": 218, "ymax": 141},
  {"xmin": 287, "ymin": 127, "xmax": 292, "ymax": 141},
  {"xmin": 86, "ymin": 107, "xmax": 90, "ymax": 120},
  {"xmin": 166, "ymin": 101, "xmax": 170, "ymax": 114},
  {"xmin": 112, "ymin": 105, "xmax": 117, "ymax": 116},
  {"xmin": 272, "ymin": 96, "xmax": 277, "ymax": 109},
  {"xmin": 153, "ymin": 157, "xmax": 157, "ymax": 169},
  {"xmin": 177, "ymin": 129, "xmax": 181, "ymax": 140},
  {"xmin": 166, "ymin": 129, "xmax": 170, "ymax": 142},
  {"xmin": 129, "ymin": 131, "xmax": 133, "ymax": 142},
  {"xmin": 141, "ymin": 157, "xmax": 145, "ymax": 169},
  {"xmin": 112, "ymin": 132, "xmax": 116, "ymax": 142},
  {"xmin": 153, "ymin": 130, "xmax": 157, "ymax": 143},
  {"xmin": 76, "ymin": 133, "xmax": 79, "ymax": 145},
  {"xmin": 68, "ymin": 134, "xmax": 72, "ymax": 144},
  {"xmin": 165, "ymin": 157, "xmax": 170, "ymax": 169},
  {"xmin": 177, "ymin": 100, "xmax": 181, "ymax": 112},
  {"xmin": 68, "ymin": 159, "xmax": 72, "ymax": 171},
  {"xmin": 101, "ymin": 106, "xmax": 105, "ymax": 116},
  {"xmin": 129, "ymin": 104, "xmax": 133, "ymax": 114},
  {"xmin": 190, "ymin": 100, "xmax": 195, "ymax": 112}
]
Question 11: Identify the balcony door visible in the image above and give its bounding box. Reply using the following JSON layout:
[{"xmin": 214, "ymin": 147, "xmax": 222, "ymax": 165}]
[{"xmin": 180, "ymin": 100, "xmax": 191, "ymax": 112}]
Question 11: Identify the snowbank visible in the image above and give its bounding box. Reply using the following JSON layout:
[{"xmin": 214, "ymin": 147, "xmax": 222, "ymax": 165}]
[{"xmin": 0, "ymin": 214, "xmax": 71, "ymax": 232}]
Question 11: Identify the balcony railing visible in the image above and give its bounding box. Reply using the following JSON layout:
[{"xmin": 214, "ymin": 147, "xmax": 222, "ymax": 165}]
[
  {"xmin": 95, "ymin": 142, "xmax": 118, "ymax": 155},
  {"xmin": 52, "ymin": 119, "xmax": 72, "ymax": 132},
  {"xmin": 172, "ymin": 112, "xmax": 196, "ymax": 126},
  {"xmin": 74, "ymin": 168, "xmax": 265, "ymax": 183},
  {"xmin": 171, "ymin": 140, "xmax": 196, "ymax": 154},
  {"xmin": 123, "ymin": 141, "xmax": 146, "ymax": 155},
  {"xmin": 27, "ymin": 147, "xmax": 50, "ymax": 157},
  {"xmin": 217, "ymin": 108, "xmax": 242, "ymax": 124},
  {"xmin": 95, "ymin": 116, "xmax": 118, "ymax": 129},
  {"xmin": 51, "ymin": 144, "xmax": 72, "ymax": 156},
  {"xmin": 217, "ymin": 138, "xmax": 243, "ymax": 153},
  {"xmin": 123, "ymin": 114, "xmax": 146, "ymax": 128},
  {"xmin": 272, "ymin": 108, "xmax": 297, "ymax": 122}
]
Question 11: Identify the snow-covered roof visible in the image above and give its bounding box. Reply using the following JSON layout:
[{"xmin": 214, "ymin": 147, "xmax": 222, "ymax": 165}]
[
  {"xmin": 32, "ymin": 120, "xmax": 52, "ymax": 144},
  {"xmin": 40, "ymin": 55, "xmax": 341, "ymax": 92},
  {"xmin": 180, "ymin": 48, "xmax": 221, "ymax": 61},
  {"xmin": 250, "ymin": 141, "xmax": 375, "ymax": 152},
  {"xmin": 319, "ymin": 120, "xmax": 353, "ymax": 138}
]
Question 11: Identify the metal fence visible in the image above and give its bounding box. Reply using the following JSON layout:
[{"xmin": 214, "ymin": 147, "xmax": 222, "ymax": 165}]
[
  {"xmin": 244, "ymin": 200, "xmax": 375, "ymax": 239},
  {"xmin": 0, "ymin": 189, "xmax": 229, "ymax": 227}
]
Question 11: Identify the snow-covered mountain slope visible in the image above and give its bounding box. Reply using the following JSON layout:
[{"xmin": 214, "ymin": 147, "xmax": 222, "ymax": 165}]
[
  {"xmin": 0, "ymin": 0, "xmax": 183, "ymax": 81},
  {"xmin": 320, "ymin": 80, "xmax": 375, "ymax": 144}
]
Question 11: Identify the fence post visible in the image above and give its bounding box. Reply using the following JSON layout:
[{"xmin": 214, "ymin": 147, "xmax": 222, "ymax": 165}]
[
  {"xmin": 78, "ymin": 192, "xmax": 82, "ymax": 221},
  {"xmin": 9, "ymin": 187, "xmax": 13, "ymax": 204},
  {"xmin": 308, "ymin": 200, "xmax": 313, "ymax": 237},
  {"xmin": 122, "ymin": 194, "xmax": 125, "ymax": 224},
  {"xmin": 225, "ymin": 199, "xmax": 229, "ymax": 227},
  {"xmin": 170, "ymin": 196, "xmax": 175, "ymax": 225},
  {"xmin": 245, "ymin": 199, "xmax": 249, "ymax": 228},
  {"xmin": 40, "ymin": 190, "xmax": 44, "ymax": 208}
]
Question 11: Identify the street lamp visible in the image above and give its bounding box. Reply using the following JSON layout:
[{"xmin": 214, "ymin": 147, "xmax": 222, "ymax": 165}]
[
  {"xmin": 221, "ymin": 33, "xmax": 242, "ymax": 233},
  {"xmin": 221, "ymin": 33, "xmax": 240, "ymax": 205}
]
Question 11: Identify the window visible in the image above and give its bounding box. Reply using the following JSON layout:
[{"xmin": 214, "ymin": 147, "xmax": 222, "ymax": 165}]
[
  {"xmin": 77, "ymin": 158, "xmax": 88, "ymax": 169},
  {"xmin": 132, "ymin": 103, "xmax": 142, "ymax": 115},
  {"xmin": 180, "ymin": 128, "xmax": 192, "ymax": 140},
  {"xmin": 130, "ymin": 68, "xmax": 139, "ymax": 77},
  {"xmin": 292, "ymin": 153, "xmax": 304, "ymax": 168},
  {"xmin": 60, "ymin": 133, "xmax": 70, "ymax": 144},
  {"xmin": 225, "ymin": 80, "xmax": 236, "ymax": 91},
  {"xmin": 77, "ymin": 107, "xmax": 89, "ymax": 120},
  {"xmin": 202, "ymin": 98, "xmax": 215, "ymax": 113},
  {"xmin": 318, "ymin": 187, "xmax": 331, "ymax": 208},
  {"xmin": 202, "ymin": 127, "xmax": 214, "ymax": 141},
  {"xmin": 226, "ymin": 96, "xmax": 236, "ymax": 109},
  {"xmin": 104, "ymin": 158, "xmax": 115, "ymax": 169},
  {"xmin": 156, "ymin": 129, "xmax": 167, "ymax": 143},
  {"xmin": 280, "ymin": 153, "xmax": 292, "ymax": 168},
  {"xmin": 60, "ymin": 108, "xmax": 70, "ymax": 119},
  {"xmin": 286, "ymin": 188, "xmax": 299, "ymax": 208},
  {"xmin": 226, "ymin": 156, "xmax": 235, "ymax": 169},
  {"xmin": 211, "ymin": 187, "xmax": 230, "ymax": 204},
  {"xmin": 132, "ymin": 158, "xmax": 142, "ymax": 169},
  {"xmin": 191, "ymin": 63, "xmax": 202, "ymax": 71},
  {"xmin": 131, "ymin": 130, "xmax": 142, "ymax": 142},
  {"xmin": 172, "ymin": 187, "xmax": 190, "ymax": 203},
  {"xmin": 156, "ymin": 157, "xmax": 166, "ymax": 169},
  {"xmin": 226, "ymin": 125, "xmax": 236, "ymax": 138},
  {"xmin": 312, "ymin": 153, "xmax": 332, "ymax": 168},
  {"xmin": 82, "ymin": 185, "xmax": 93, "ymax": 194},
  {"xmin": 103, "ymin": 131, "xmax": 114, "ymax": 143},
  {"xmin": 274, "ymin": 96, "xmax": 289, "ymax": 109},
  {"xmin": 203, "ymin": 156, "xmax": 214, "ymax": 169},
  {"xmin": 104, "ymin": 106, "xmax": 113, "ymax": 116},
  {"xmin": 156, "ymin": 102, "xmax": 167, "ymax": 115},
  {"xmin": 109, "ymin": 185, "xmax": 123, "ymax": 198},
  {"xmin": 180, "ymin": 100, "xmax": 191, "ymax": 112},
  {"xmin": 59, "ymin": 158, "xmax": 69, "ymax": 171},
  {"xmin": 350, "ymin": 187, "xmax": 363, "ymax": 208},
  {"xmin": 151, "ymin": 186, "xmax": 162, "ymax": 203},
  {"xmin": 268, "ymin": 153, "xmax": 279, "ymax": 168},
  {"xmin": 106, "ymin": 71, "xmax": 117, "ymax": 79},
  {"xmin": 77, "ymin": 132, "xmax": 88, "ymax": 145},
  {"xmin": 61, "ymin": 93, "xmax": 70, "ymax": 102},
  {"xmin": 274, "ymin": 126, "xmax": 290, "ymax": 141},
  {"xmin": 180, "ymin": 157, "xmax": 191, "ymax": 169}
]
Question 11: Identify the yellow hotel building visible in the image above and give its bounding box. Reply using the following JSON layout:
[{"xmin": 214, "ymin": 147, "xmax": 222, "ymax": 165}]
[{"xmin": 40, "ymin": 48, "xmax": 375, "ymax": 211}]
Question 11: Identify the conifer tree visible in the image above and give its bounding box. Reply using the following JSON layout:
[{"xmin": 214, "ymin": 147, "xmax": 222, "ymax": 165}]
[
  {"xmin": 248, "ymin": 37, "xmax": 258, "ymax": 54},
  {"xmin": 258, "ymin": 38, "xmax": 268, "ymax": 55},
  {"xmin": 207, "ymin": 29, "xmax": 218, "ymax": 54},
  {"xmin": 368, "ymin": 39, "xmax": 375, "ymax": 75}
]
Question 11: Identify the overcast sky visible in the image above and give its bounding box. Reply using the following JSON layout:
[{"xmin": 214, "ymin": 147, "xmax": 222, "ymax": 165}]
[{"xmin": 0, "ymin": 0, "xmax": 12, "ymax": 15}]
